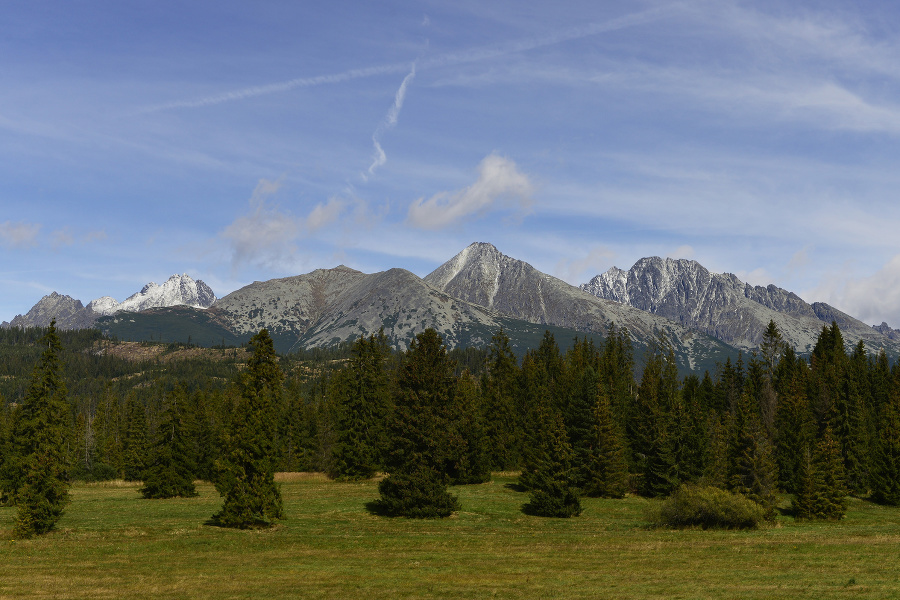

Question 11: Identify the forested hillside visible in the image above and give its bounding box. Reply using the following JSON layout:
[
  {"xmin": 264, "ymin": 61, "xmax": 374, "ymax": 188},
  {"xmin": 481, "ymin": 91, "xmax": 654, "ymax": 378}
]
[{"xmin": 2, "ymin": 319, "xmax": 899, "ymax": 530}]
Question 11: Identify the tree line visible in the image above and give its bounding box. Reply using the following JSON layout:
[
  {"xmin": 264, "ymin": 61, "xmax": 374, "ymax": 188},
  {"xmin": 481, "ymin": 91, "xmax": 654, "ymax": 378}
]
[{"xmin": 2, "ymin": 319, "xmax": 900, "ymax": 533}]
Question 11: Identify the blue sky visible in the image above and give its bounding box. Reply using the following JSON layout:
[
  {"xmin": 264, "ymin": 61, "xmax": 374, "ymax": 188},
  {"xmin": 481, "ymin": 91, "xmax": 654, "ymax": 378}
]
[{"xmin": 4, "ymin": 1, "xmax": 900, "ymax": 328}]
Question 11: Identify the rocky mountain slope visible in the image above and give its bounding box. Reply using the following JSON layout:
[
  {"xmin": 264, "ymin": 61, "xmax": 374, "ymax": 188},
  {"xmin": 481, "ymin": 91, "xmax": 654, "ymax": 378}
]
[
  {"xmin": 2, "ymin": 274, "xmax": 217, "ymax": 329},
  {"xmin": 423, "ymin": 242, "xmax": 735, "ymax": 370},
  {"xmin": 2, "ymin": 292, "xmax": 97, "ymax": 330},
  {"xmin": 89, "ymin": 274, "xmax": 216, "ymax": 316},
  {"xmin": 580, "ymin": 256, "xmax": 900, "ymax": 355}
]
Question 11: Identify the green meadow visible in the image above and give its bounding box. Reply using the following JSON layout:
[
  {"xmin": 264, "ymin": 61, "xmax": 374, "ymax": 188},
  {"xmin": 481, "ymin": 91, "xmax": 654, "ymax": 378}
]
[{"xmin": 1, "ymin": 474, "xmax": 899, "ymax": 599}]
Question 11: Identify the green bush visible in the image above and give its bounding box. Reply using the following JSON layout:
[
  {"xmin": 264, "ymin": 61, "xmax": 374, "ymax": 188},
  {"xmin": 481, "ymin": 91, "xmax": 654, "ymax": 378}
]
[{"xmin": 650, "ymin": 484, "xmax": 766, "ymax": 530}]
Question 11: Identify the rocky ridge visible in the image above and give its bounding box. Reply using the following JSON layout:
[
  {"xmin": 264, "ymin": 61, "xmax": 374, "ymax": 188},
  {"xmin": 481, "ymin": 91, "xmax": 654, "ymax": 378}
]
[{"xmin": 580, "ymin": 256, "xmax": 900, "ymax": 355}]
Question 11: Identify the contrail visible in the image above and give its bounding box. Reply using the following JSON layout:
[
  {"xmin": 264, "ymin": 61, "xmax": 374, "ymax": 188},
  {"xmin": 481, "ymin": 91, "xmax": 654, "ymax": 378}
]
[
  {"xmin": 135, "ymin": 63, "xmax": 411, "ymax": 114},
  {"xmin": 365, "ymin": 64, "xmax": 416, "ymax": 179},
  {"xmin": 134, "ymin": 5, "xmax": 675, "ymax": 115}
]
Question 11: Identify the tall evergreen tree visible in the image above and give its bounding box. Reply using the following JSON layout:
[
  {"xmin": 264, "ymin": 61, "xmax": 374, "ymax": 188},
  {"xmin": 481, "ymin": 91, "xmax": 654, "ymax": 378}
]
[
  {"xmin": 582, "ymin": 388, "xmax": 629, "ymax": 498},
  {"xmin": 792, "ymin": 428, "xmax": 847, "ymax": 520},
  {"xmin": 871, "ymin": 391, "xmax": 900, "ymax": 505},
  {"xmin": 374, "ymin": 328, "xmax": 459, "ymax": 518},
  {"xmin": 481, "ymin": 328, "xmax": 522, "ymax": 470},
  {"xmin": 329, "ymin": 331, "xmax": 392, "ymax": 481},
  {"xmin": 521, "ymin": 403, "xmax": 582, "ymax": 517},
  {"xmin": 727, "ymin": 393, "xmax": 778, "ymax": 518},
  {"xmin": 212, "ymin": 329, "xmax": 285, "ymax": 528},
  {"xmin": 11, "ymin": 322, "xmax": 72, "ymax": 538},
  {"xmin": 121, "ymin": 394, "xmax": 148, "ymax": 481},
  {"xmin": 140, "ymin": 385, "xmax": 198, "ymax": 499},
  {"xmin": 446, "ymin": 371, "xmax": 491, "ymax": 485}
]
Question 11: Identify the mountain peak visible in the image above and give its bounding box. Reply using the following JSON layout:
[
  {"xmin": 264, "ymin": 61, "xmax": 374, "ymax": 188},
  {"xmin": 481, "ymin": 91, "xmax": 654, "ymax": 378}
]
[
  {"xmin": 91, "ymin": 273, "xmax": 217, "ymax": 316},
  {"xmin": 424, "ymin": 242, "xmax": 520, "ymax": 309}
]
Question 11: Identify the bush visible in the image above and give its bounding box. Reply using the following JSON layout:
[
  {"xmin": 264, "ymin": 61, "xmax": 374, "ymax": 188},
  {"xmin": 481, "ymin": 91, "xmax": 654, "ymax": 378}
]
[{"xmin": 650, "ymin": 484, "xmax": 766, "ymax": 530}]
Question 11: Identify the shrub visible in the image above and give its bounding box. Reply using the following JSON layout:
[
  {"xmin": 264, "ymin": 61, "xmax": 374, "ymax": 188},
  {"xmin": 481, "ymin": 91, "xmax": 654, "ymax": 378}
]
[{"xmin": 650, "ymin": 484, "xmax": 766, "ymax": 530}]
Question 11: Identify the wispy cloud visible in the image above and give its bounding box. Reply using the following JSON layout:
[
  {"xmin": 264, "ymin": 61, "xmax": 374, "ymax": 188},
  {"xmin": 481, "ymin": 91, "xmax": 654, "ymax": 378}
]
[
  {"xmin": 407, "ymin": 154, "xmax": 533, "ymax": 229},
  {"xmin": 811, "ymin": 254, "xmax": 900, "ymax": 328},
  {"xmin": 221, "ymin": 178, "xmax": 301, "ymax": 270},
  {"xmin": 0, "ymin": 221, "xmax": 41, "ymax": 248},
  {"xmin": 554, "ymin": 245, "xmax": 616, "ymax": 284},
  {"xmin": 135, "ymin": 6, "xmax": 672, "ymax": 115},
  {"xmin": 365, "ymin": 65, "xmax": 416, "ymax": 180}
]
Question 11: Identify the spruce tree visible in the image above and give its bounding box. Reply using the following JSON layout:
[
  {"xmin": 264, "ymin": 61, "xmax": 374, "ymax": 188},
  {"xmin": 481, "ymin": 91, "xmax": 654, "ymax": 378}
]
[
  {"xmin": 140, "ymin": 386, "xmax": 198, "ymax": 499},
  {"xmin": 792, "ymin": 428, "xmax": 847, "ymax": 520},
  {"xmin": 481, "ymin": 328, "xmax": 522, "ymax": 470},
  {"xmin": 582, "ymin": 388, "xmax": 629, "ymax": 498},
  {"xmin": 122, "ymin": 394, "xmax": 148, "ymax": 481},
  {"xmin": 871, "ymin": 392, "xmax": 900, "ymax": 505},
  {"xmin": 446, "ymin": 371, "xmax": 491, "ymax": 485},
  {"xmin": 521, "ymin": 404, "xmax": 582, "ymax": 517},
  {"xmin": 329, "ymin": 331, "xmax": 391, "ymax": 481},
  {"xmin": 374, "ymin": 328, "xmax": 459, "ymax": 518},
  {"xmin": 727, "ymin": 393, "xmax": 778, "ymax": 519},
  {"xmin": 12, "ymin": 322, "xmax": 72, "ymax": 538},
  {"xmin": 212, "ymin": 329, "xmax": 285, "ymax": 528}
]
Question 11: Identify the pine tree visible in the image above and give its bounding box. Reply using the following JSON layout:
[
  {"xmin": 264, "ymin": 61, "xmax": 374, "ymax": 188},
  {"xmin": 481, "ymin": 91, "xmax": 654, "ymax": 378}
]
[
  {"xmin": 374, "ymin": 328, "xmax": 459, "ymax": 518},
  {"xmin": 212, "ymin": 329, "xmax": 285, "ymax": 528},
  {"xmin": 12, "ymin": 322, "xmax": 72, "ymax": 538},
  {"xmin": 792, "ymin": 428, "xmax": 847, "ymax": 520},
  {"xmin": 122, "ymin": 394, "xmax": 148, "ymax": 481},
  {"xmin": 481, "ymin": 328, "xmax": 522, "ymax": 470},
  {"xmin": 582, "ymin": 388, "xmax": 629, "ymax": 498},
  {"xmin": 329, "ymin": 331, "xmax": 392, "ymax": 481},
  {"xmin": 446, "ymin": 371, "xmax": 491, "ymax": 485},
  {"xmin": 140, "ymin": 386, "xmax": 198, "ymax": 499},
  {"xmin": 727, "ymin": 393, "xmax": 778, "ymax": 519},
  {"xmin": 521, "ymin": 404, "xmax": 582, "ymax": 517},
  {"xmin": 871, "ymin": 392, "xmax": 900, "ymax": 505}
]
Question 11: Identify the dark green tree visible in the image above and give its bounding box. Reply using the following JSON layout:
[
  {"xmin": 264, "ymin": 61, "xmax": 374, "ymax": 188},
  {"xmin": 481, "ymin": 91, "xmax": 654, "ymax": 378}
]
[
  {"xmin": 11, "ymin": 322, "xmax": 72, "ymax": 538},
  {"xmin": 728, "ymin": 393, "xmax": 778, "ymax": 519},
  {"xmin": 792, "ymin": 428, "xmax": 847, "ymax": 520},
  {"xmin": 871, "ymin": 391, "xmax": 900, "ymax": 505},
  {"xmin": 140, "ymin": 385, "xmax": 198, "ymax": 499},
  {"xmin": 374, "ymin": 328, "xmax": 459, "ymax": 518},
  {"xmin": 481, "ymin": 328, "xmax": 522, "ymax": 470},
  {"xmin": 521, "ymin": 403, "xmax": 582, "ymax": 517},
  {"xmin": 446, "ymin": 371, "xmax": 491, "ymax": 485},
  {"xmin": 582, "ymin": 388, "xmax": 629, "ymax": 498},
  {"xmin": 121, "ymin": 394, "xmax": 148, "ymax": 481},
  {"xmin": 212, "ymin": 329, "xmax": 285, "ymax": 528},
  {"xmin": 329, "ymin": 331, "xmax": 392, "ymax": 481}
]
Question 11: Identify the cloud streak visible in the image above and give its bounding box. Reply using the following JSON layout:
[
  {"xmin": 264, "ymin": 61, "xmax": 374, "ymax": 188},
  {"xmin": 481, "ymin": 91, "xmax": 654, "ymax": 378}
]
[
  {"xmin": 136, "ymin": 6, "xmax": 672, "ymax": 115},
  {"xmin": 0, "ymin": 221, "xmax": 41, "ymax": 248},
  {"xmin": 365, "ymin": 65, "xmax": 416, "ymax": 179},
  {"xmin": 407, "ymin": 154, "xmax": 533, "ymax": 229}
]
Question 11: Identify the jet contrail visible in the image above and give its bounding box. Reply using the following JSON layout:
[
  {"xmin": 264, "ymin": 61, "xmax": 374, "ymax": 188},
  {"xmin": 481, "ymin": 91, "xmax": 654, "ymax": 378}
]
[
  {"xmin": 366, "ymin": 64, "xmax": 416, "ymax": 179},
  {"xmin": 135, "ymin": 5, "xmax": 676, "ymax": 115}
]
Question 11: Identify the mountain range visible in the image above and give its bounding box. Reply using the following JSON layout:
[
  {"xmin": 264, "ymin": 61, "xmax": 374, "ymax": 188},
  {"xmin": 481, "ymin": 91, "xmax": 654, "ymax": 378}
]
[{"xmin": 4, "ymin": 243, "xmax": 898, "ymax": 372}]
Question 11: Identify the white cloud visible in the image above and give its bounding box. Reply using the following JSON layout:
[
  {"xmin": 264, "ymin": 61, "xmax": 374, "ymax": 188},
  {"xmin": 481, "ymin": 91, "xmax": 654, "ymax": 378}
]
[
  {"xmin": 407, "ymin": 154, "xmax": 533, "ymax": 229},
  {"xmin": 668, "ymin": 245, "xmax": 695, "ymax": 260},
  {"xmin": 365, "ymin": 65, "xmax": 416, "ymax": 179},
  {"xmin": 306, "ymin": 197, "xmax": 345, "ymax": 232},
  {"xmin": 0, "ymin": 221, "xmax": 41, "ymax": 248},
  {"xmin": 554, "ymin": 245, "xmax": 616, "ymax": 285},
  {"xmin": 221, "ymin": 178, "xmax": 301, "ymax": 269},
  {"xmin": 814, "ymin": 254, "xmax": 900, "ymax": 327}
]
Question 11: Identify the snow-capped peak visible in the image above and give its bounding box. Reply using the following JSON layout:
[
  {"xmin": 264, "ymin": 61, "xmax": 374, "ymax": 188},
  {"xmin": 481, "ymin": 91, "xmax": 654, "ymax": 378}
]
[{"xmin": 89, "ymin": 273, "xmax": 217, "ymax": 316}]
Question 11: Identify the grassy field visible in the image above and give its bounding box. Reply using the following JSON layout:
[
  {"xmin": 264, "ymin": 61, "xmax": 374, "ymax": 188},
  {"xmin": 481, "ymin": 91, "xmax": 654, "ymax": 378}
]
[{"xmin": 1, "ymin": 474, "xmax": 899, "ymax": 599}]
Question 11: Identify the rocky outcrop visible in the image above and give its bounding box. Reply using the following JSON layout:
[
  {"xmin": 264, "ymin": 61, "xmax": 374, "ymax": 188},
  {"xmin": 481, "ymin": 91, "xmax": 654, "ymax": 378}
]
[{"xmin": 4, "ymin": 292, "xmax": 98, "ymax": 330}]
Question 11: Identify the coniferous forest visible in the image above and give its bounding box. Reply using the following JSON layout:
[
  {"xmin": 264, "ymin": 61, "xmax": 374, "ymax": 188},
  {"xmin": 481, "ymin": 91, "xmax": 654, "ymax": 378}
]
[{"xmin": 2, "ymin": 318, "xmax": 900, "ymax": 535}]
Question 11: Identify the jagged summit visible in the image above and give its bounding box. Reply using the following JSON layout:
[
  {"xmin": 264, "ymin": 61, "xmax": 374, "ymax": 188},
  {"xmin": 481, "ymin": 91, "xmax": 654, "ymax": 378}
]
[
  {"xmin": 3, "ymin": 292, "xmax": 97, "ymax": 330},
  {"xmin": 90, "ymin": 273, "xmax": 217, "ymax": 316},
  {"xmin": 424, "ymin": 242, "xmax": 518, "ymax": 309},
  {"xmin": 580, "ymin": 256, "xmax": 896, "ymax": 354}
]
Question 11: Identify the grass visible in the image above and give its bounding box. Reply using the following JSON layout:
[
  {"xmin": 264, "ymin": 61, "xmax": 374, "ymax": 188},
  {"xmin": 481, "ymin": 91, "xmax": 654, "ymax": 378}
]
[{"xmin": 2, "ymin": 474, "xmax": 900, "ymax": 599}]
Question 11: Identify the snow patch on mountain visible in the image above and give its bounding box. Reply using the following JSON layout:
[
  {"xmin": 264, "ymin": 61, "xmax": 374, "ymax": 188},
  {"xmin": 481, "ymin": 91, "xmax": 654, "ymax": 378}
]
[{"xmin": 89, "ymin": 274, "xmax": 217, "ymax": 316}]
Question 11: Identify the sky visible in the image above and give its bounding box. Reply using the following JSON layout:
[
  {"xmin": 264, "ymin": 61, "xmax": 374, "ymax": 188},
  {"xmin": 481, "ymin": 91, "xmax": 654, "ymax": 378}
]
[{"xmin": 4, "ymin": 0, "xmax": 900, "ymax": 328}]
